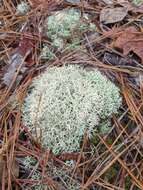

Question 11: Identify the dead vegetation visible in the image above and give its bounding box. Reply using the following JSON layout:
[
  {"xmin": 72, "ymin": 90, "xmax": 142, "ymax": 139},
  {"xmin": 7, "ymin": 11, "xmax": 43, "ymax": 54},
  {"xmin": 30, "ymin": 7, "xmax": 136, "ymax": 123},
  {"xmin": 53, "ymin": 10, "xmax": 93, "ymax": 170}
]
[{"xmin": 0, "ymin": 0, "xmax": 143, "ymax": 189}]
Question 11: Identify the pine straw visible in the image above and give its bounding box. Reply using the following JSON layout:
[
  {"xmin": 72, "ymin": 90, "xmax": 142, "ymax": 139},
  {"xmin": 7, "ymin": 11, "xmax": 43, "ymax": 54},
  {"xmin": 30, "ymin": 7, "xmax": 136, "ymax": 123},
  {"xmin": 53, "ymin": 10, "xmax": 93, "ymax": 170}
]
[{"xmin": 0, "ymin": 0, "xmax": 143, "ymax": 189}]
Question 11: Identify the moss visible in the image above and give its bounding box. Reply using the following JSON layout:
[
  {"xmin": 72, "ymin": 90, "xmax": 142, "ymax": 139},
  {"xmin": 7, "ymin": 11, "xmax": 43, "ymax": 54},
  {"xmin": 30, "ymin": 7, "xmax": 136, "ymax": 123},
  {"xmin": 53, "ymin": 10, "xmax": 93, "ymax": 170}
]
[
  {"xmin": 125, "ymin": 176, "xmax": 132, "ymax": 190},
  {"xmin": 104, "ymin": 163, "xmax": 120, "ymax": 183},
  {"xmin": 22, "ymin": 65, "xmax": 122, "ymax": 154},
  {"xmin": 106, "ymin": 138, "xmax": 114, "ymax": 145},
  {"xmin": 90, "ymin": 134, "xmax": 99, "ymax": 146}
]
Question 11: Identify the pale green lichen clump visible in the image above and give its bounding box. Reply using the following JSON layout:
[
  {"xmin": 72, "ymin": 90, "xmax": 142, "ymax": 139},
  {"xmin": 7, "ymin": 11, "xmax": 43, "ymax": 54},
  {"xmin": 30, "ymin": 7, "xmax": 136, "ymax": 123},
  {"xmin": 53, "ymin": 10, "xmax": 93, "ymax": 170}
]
[
  {"xmin": 133, "ymin": 0, "xmax": 143, "ymax": 5},
  {"xmin": 40, "ymin": 45, "xmax": 55, "ymax": 60},
  {"xmin": 23, "ymin": 156, "xmax": 80, "ymax": 190},
  {"xmin": 46, "ymin": 9, "xmax": 96, "ymax": 49},
  {"xmin": 22, "ymin": 65, "xmax": 121, "ymax": 154},
  {"xmin": 16, "ymin": 1, "xmax": 30, "ymax": 15}
]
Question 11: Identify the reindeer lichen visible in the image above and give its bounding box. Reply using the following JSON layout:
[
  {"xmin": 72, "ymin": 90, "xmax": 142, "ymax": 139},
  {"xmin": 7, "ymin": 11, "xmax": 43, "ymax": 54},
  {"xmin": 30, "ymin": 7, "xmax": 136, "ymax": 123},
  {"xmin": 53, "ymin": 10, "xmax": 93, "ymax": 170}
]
[
  {"xmin": 16, "ymin": 1, "xmax": 30, "ymax": 15},
  {"xmin": 22, "ymin": 65, "xmax": 121, "ymax": 154},
  {"xmin": 46, "ymin": 9, "xmax": 96, "ymax": 50}
]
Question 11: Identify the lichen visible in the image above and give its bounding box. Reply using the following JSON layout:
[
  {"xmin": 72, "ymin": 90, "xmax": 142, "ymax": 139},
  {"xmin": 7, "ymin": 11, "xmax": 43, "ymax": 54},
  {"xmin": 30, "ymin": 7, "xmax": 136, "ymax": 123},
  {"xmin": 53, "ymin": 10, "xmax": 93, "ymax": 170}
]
[
  {"xmin": 23, "ymin": 156, "xmax": 37, "ymax": 169},
  {"xmin": 46, "ymin": 8, "xmax": 96, "ymax": 50},
  {"xmin": 40, "ymin": 45, "xmax": 55, "ymax": 60},
  {"xmin": 133, "ymin": 0, "xmax": 143, "ymax": 5},
  {"xmin": 22, "ymin": 65, "xmax": 122, "ymax": 154},
  {"xmin": 22, "ymin": 156, "xmax": 80, "ymax": 190},
  {"xmin": 16, "ymin": 1, "xmax": 30, "ymax": 15}
]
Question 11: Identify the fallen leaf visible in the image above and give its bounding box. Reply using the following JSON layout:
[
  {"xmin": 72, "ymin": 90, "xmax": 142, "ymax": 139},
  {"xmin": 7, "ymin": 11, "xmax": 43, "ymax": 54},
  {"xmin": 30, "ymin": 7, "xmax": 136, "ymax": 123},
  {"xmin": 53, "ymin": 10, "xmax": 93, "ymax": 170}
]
[
  {"xmin": 103, "ymin": 52, "xmax": 137, "ymax": 67},
  {"xmin": 100, "ymin": 7, "xmax": 128, "ymax": 24},
  {"xmin": 3, "ymin": 36, "xmax": 33, "ymax": 86},
  {"xmin": 3, "ymin": 53, "xmax": 27, "ymax": 86},
  {"xmin": 114, "ymin": 27, "xmax": 143, "ymax": 63}
]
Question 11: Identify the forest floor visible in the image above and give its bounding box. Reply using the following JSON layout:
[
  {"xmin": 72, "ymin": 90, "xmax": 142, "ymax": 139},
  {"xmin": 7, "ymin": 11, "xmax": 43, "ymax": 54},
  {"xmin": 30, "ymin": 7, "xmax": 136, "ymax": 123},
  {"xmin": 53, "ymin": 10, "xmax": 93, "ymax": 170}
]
[{"xmin": 0, "ymin": 0, "xmax": 143, "ymax": 189}]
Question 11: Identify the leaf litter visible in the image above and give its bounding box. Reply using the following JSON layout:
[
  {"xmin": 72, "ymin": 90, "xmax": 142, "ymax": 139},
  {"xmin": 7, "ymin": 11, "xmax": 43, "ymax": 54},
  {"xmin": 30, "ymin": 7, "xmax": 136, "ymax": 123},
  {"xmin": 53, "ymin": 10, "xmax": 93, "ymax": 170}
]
[
  {"xmin": 0, "ymin": 0, "xmax": 143, "ymax": 189},
  {"xmin": 114, "ymin": 26, "xmax": 143, "ymax": 63},
  {"xmin": 100, "ymin": 7, "xmax": 128, "ymax": 24},
  {"xmin": 3, "ymin": 35, "xmax": 34, "ymax": 86}
]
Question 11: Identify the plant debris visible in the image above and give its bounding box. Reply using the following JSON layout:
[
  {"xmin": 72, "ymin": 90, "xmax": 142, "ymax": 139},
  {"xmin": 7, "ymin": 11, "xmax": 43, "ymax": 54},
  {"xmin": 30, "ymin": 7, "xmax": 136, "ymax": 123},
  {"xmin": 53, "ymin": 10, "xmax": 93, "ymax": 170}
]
[
  {"xmin": 100, "ymin": 7, "xmax": 128, "ymax": 24},
  {"xmin": 0, "ymin": 0, "xmax": 143, "ymax": 189},
  {"xmin": 114, "ymin": 26, "xmax": 143, "ymax": 63}
]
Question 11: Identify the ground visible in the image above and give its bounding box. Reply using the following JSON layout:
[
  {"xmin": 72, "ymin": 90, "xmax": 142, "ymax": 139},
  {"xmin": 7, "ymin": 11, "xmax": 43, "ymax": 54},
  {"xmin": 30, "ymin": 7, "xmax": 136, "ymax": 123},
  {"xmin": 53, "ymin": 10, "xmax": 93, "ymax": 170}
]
[{"xmin": 0, "ymin": 0, "xmax": 143, "ymax": 190}]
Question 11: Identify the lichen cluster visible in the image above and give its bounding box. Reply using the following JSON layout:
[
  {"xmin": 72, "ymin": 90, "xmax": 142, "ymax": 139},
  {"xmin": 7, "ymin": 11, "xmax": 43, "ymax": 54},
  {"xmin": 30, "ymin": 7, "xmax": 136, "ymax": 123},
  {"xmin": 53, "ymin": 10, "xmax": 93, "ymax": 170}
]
[
  {"xmin": 133, "ymin": 0, "xmax": 143, "ymax": 5},
  {"xmin": 22, "ymin": 65, "xmax": 121, "ymax": 154},
  {"xmin": 23, "ymin": 156, "xmax": 80, "ymax": 190},
  {"xmin": 16, "ymin": 1, "xmax": 30, "ymax": 15},
  {"xmin": 40, "ymin": 45, "xmax": 55, "ymax": 60},
  {"xmin": 40, "ymin": 8, "xmax": 96, "ymax": 60},
  {"xmin": 45, "ymin": 9, "xmax": 96, "ymax": 50}
]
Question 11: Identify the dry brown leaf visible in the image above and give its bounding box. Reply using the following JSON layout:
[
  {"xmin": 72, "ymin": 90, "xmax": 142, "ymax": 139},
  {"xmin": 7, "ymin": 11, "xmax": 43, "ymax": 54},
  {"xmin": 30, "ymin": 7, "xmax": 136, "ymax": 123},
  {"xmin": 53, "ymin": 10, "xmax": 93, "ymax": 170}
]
[
  {"xmin": 3, "ymin": 36, "xmax": 33, "ymax": 86},
  {"xmin": 100, "ymin": 7, "xmax": 128, "ymax": 24},
  {"xmin": 114, "ymin": 27, "xmax": 143, "ymax": 63}
]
